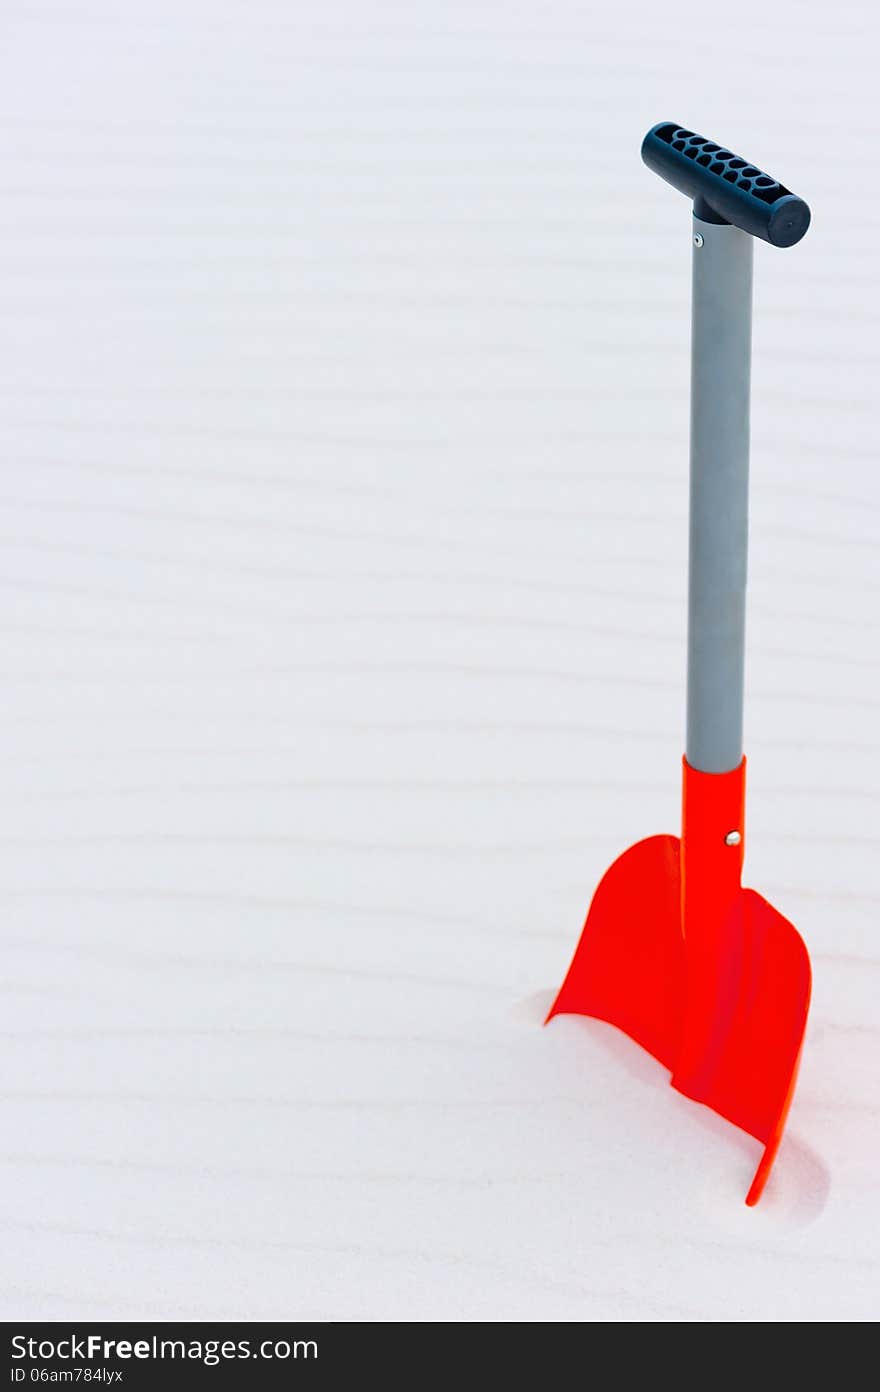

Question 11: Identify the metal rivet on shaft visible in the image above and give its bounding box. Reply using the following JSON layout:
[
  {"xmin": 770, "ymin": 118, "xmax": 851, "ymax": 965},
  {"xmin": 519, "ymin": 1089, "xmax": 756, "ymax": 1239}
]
[
  {"xmin": 693, "ymin": 232, "xmax": 704, "ymax": 247},
  {"xmin": 725, "ymin": 830, "xmax": 741, "ymax": 846}
]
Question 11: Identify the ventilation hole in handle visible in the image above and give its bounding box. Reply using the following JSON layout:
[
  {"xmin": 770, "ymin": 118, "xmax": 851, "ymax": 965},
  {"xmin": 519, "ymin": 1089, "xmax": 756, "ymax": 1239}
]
[
  {"xmin": 675, "ymin": 129, "xmax": 694, "ymax": 139},
  {"xmin": 673, "ymin": 139, "xmax": 686, "ymax": 150},
  {"xmin": 684, "ymin": 146, "xmax": 698, "ymax": 158},
  {"xmin": 702, "ymin": 143, "xmax": 720, "ymax": 153},
  {"xmin": 728, "ymin": 158, "xmax": 746, "ymax": 169},
  {"xmin": 710, "ymin": 161, "xmax": 725, "ymax": 173},
  {"xmin": 739, "ymin": 179, "xmax": 753, "ymax": 191},
  {"xmin": 715, "ymin": 151, "xmax": 733, "ymax": 161},
  {"xmin": 742, "ymin": 166, "xmax": 760, "ymax": 178},
  {"xmin": 755, "ymin": 175, "xmax": 775, "ymax": 187},
  {"xmin": 697, "ymin": 153, "xmax": 711, "ymax": 166},
  {"xmin": 723, "ymin": 170, "xmax": 738, "ymax": 182},
  {"xmin": 753, "ymin": 184, "xmax": 787, "ymax": 204}
]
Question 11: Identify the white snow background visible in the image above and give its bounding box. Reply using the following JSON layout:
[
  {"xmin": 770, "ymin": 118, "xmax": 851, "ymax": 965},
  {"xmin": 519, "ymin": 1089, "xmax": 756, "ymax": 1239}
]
[{"xmin": 1, "ymin": 0, "xmax": 878, "ymax": 1321}]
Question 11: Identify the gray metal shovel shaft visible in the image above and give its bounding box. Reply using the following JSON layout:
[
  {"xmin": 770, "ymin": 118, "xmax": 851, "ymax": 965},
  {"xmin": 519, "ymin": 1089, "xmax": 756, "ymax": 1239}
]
[{"xmin": 686, "ymin": 214, "xmax": 753, "ymax": 774}]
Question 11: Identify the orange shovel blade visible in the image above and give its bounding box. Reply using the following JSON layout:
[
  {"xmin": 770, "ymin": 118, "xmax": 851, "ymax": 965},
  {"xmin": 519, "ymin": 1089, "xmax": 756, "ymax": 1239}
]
[
  {"xmin": 547, "ymin": 765, "xmax": 811, "ymax": 1205},
  {"xmin": 547, "ymin": 835, "xmax": 685, "ymax": 1073},
  {"xmin": 672, "ymin": 885, "xmax": 810, "ymax": 1206}
]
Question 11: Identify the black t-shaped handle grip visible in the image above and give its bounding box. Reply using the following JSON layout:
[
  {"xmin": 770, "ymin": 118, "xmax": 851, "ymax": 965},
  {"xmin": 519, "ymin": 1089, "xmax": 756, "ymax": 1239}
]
[{"xmin": 641, "ymin": 123, "xmax": 811, "ymax": 248}]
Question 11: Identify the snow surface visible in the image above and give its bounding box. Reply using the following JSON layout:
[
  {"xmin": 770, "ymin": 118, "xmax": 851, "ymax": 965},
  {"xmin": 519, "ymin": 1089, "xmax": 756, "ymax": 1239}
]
[{"xmin": 1, "ymin": 0, "xmax": 878, "ymax": 1322}]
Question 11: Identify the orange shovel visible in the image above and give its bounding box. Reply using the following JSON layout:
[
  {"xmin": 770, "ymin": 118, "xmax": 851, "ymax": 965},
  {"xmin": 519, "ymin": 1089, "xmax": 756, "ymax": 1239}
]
[{"xmin": 547, "ymin": 124, "xmax": 812, "ymax": 1205}]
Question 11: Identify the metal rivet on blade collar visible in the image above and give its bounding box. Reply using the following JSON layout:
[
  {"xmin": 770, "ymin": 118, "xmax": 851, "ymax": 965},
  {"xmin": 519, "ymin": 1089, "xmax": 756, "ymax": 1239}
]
[
  {"xmin": 725, "ymin": 830, "xmax": 742, "ymax": 846},
  {"xmin": 694, "ymin": 233, "xmax": 704, "ymax": 247}
]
